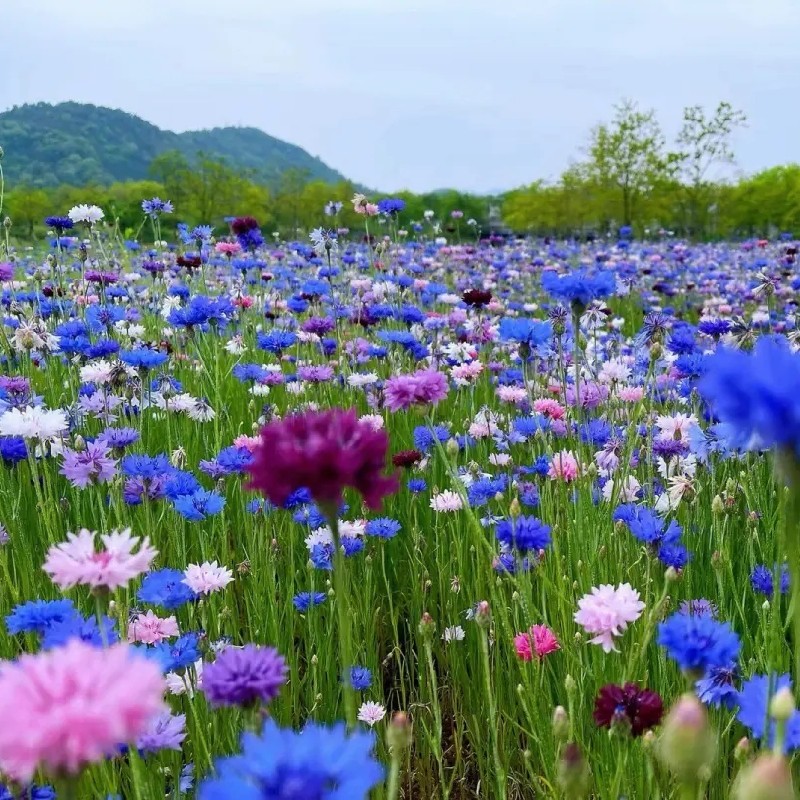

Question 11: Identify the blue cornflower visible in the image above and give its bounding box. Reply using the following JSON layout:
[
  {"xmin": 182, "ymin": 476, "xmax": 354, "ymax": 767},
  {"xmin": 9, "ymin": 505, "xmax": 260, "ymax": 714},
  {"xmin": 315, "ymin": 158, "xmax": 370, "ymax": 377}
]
[
  {"xmin": 657, "ymin": 612, "xmax": 740, "ymax": 673},
  {"xmin": 365, "ymin": 518, "xmax": 402, "ymax": 539},
  {"xmin": 511, "ymin": 415, "xmax": 548, "ymax": 439},
  {"xmin": 173, "ymin": 489, "xmax": 226, "ymax": 521},
  {"xmin": 413, "ymin": 424, "xmax": 449, "ymax": 453},
  {"xmin": 164, "ymin": 470, "xmax": 202, "ymax": 500},
  {"xmin": 141, "ymin": 197, "xmax": 174, "ymax": 217},
  {"xmin": 408, "ymin": 478, "xmax": 427, "ymax": 493},
  {"xmin": 257, "ymin": 330, "xmax": 297, "ymax": 353},
  {"xmin": 679, "ymin": 599, "xmax": 718, "ymax": 618},
  {"xmin": 98, "ymin": 426, "xmax": 140, "ymax": 450},
  {"xmin": 700, "ymin": 336, "xmax": 800, "ymax": 455},
  {"xmin": 138, "ymin": 568, "xmax": 198, "ymax": 610},
  {"xmin": 309, "ymin": 544, "xmax": 333, "ymax": 570},
  {"xmin": 44, "ymin": 215, "xmax": 74, "ymax": 232},
  {"xmin": 292, "ymin": 592, "xmax": 327, "ymax": 611},
  {"xmin": 613, "ymin": 504, "xmax": 682, "ymax": 546},
  {"xmin": 695, "ymin": 663, "xmax": 739, "ymax": 709},
  {"xmin": 348, "ymin": 666, "xmax": 372, "ymax": 691},
  {"xmin": 0, "ymin": 785, "xmax": 56, "ymax": 800},
  {"xmin": 495, "ymin": 515, "xmax": 551, "ymax": 553},
  {"xmin": 198, "ymin": 720, "xmax": 383, "ymax": 799},
  {"xmin": 232, "ymin": 364, "xmax": 268, "ymax": 383},
  {"xmin": 120, "ymin": 348, "xmax": 168, "ymax": 370},
  {"xmin": 541, "ymin": 269, "xmax": 615, "ymax": 307},
  {"xmin": 467, "ymin": 476, "xmax": 508, "ymax": 508},
  {"xmin": 122, "ymin": 453, "xmax": 171, "ymax": 479},
  {"xmin": 750, "ymin": 564, "xmax": 790, "ymax": 596},
  {"xmin": 6, "ymin": 599, "xmax": 75, "ymax": 635},
  {"xmin": 737, "ymin": 674, "xmax": 800, "ymax": 753},
  {"xmin": 667, "ymin": 325, "xmax": 698, "ymax": 355},
  {"xmin": 0, "ymin": 436, "xmax": 27, "ymax": 465},
  {"xmin": 498, "ymin": 318, "xmax": 552, "ymax": 347},
  {"xmin": 41, "ymin": 612, "xmax": 120, "ymax": 650},
  {"xmin": 142, "ymin": 632, "xmax": 202, "ymax": 673},
  {"xmin": 657, "ymin": 542, "xmax": 691, "ymax": 570},
  {"xmin": 698, "ymin": 319, "xmax": 731, "ymax": 338},
  {"xmin": 377, "ymin": 198, "xmax": 406, "ymax": 215}
]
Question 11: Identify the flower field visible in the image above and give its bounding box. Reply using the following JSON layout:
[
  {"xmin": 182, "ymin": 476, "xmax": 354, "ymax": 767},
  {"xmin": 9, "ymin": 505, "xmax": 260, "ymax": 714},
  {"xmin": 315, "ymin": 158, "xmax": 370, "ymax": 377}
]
[{"xmin": 0, "ymin": 199, "xmax": 798, "ymax": 799}]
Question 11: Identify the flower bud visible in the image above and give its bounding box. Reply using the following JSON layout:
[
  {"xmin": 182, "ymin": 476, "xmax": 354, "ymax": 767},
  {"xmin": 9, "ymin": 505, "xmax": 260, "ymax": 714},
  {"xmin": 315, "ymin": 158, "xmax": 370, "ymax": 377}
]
[
  {"xmin": 770, "ymin": 686, "xmax": 795, "ymax": 722},
  {"xmin": 552, "ymin": 706, "xmax": 569, "ymax": 741},
  {"xmin": 557, "ymin": 743, "xmax": 591, "ymax": 800},
  {"xmin": 657, "ymin": 694, "xmax": 716, "ymax": 784},
  {"xmin": 445, "ymin": 438, "xmax": 459, "ymax": 458},
  {"xmin": 734, "ymin": 737, "xmax": 750, "ymax": 762},
  {"xmin": 712, "ymin": 494, "xmax": 725, "ymax": 515},
  {"xmin": 565, "ymin": 674, "xmax": 577, "ymax": 694},
  {"xmin": 734, "ymin": 754, "xmax": 794, "ymax": 800},
  {"xmin": 418, "ymin": 612, "xmax": 436, "ymax": 639},
  {"xmin": 474, "ymin": 600, "xmax": 491, "ymax": 628},
  {"xmin": 509, "ymin": 497, "xmax": 521, "ymax": 518},
  {"xmin": 387, "ymin": 711, "xmax": 412, "ymax": 751}
]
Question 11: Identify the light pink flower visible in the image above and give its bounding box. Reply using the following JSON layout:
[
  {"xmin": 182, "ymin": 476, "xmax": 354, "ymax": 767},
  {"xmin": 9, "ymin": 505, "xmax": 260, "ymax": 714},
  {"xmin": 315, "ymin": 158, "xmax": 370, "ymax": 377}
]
[
  {"xmin": 513, "ymin": 625, "xmax": 560, "ymax": 661},
  {"xmin": 548, "ymin": 450, "xmax": 579, "ymax": 482},
  {"xmin": 496, "ymin": 386, "xmax": 528, "ymax": 405},
  {"xmin": 357, "ymin": 701, "xmax": 387, "ymax": 727},
  {"xmin": 127, "ymin": 611, "xmax": 180, "ymax": 644},
  {"xmin": 0, "ymin": 640, "xmax": 165, "ymax": 782},
  {"xmin": 619, "ymin": 386, "xmax": 645, "ymax": 403},
  {"xmin": 43, "ymin": 528, "xmax": 157, "ymax": 591},
  {"xmin": 233, "ymin": 434, "xmax": 261, "ymax": 453},
  {"xmin": 430, "ymin": 491, "xmax": 463, "ymax": 512},
  {"xmin": 574, "ymin": 583, "xmax": 645, "ymax": 653},
  {"xmin": 215, "ymin": 242, "xmax": 242, "ymax": 256},
  {"xmin": 183, "ymin": 561, "xmax": 233, "ymax": 595}
]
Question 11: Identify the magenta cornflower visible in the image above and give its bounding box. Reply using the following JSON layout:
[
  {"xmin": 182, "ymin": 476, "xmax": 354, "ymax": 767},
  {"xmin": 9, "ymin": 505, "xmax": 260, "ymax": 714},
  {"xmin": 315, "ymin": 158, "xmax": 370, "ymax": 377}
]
[
  {"xmin": 43, "ymin": 528, "xmax": 157, "ymax": 591},
  {"xmin": 246, "ymin": 408, "xmax": 398, "ymax": 510},
  {"xmin": 513, "ymin": 625, "xmax": 560, "ymax": 661},
  {"xmin": 59, "ymin": 439, "xmax": 118, "ymax": 488},
  {"xmin": 383, "ymin": 369, "xmax": 449, "ymax": 412},
  {"xmin": 0, "ymin": 640, "xmax": 164, "ymax": 782}
]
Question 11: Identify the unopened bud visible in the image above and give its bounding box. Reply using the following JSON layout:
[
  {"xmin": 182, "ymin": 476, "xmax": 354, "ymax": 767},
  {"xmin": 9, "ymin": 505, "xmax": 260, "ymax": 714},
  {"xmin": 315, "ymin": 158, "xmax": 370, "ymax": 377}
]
[
  {"xmin": 419, "ymin": 612, "xmax": 436, "ymax": 638},
  {"xmin": 72, "ymin": 435, "xmax": 87, "ymax": 452},
  {"xmin": 734, "ymin": 754, "xmax": 794, "ymax": 800},
  {"xmin": 734, "ymin": 737, "xmax": 750, "ymax": 762},
  {"xmin": 445, "ymin": 438, "xmax": 459, "ymax": 458},
  {"xmin": 665, "ymin": 566, "xmax": 679, "ymax": 583},
  {"xmin": 474, "ymin": 600, "xmax": 491, "ymax": 627},
  {"xmin": 552, "ymin": 706, "xmax": 569, "ymax": 741},
  {"xmin": 565, "ymin": 675, "xmax": 577, "ymax": 694},
  {"xmin": 770, "ymin": 686, "xmax": 795, "ymax": 722},
  {"xmin": 557, "ymin": 742, "xmax": 591, "ymax": 800},
  {"xmin": 387, "ymin": 711, "xmax": 412, "ymax": 751},
  {"xmin": 657, "ymin": 694, "xmax": 716, "ymax": 784},
  {"xmin": 711, "ymin": 495, "xmax": 725, "ymax": 515},
  {"xmin": 509, "ymin": 497, "xmax": 521, "ymax": 518}
]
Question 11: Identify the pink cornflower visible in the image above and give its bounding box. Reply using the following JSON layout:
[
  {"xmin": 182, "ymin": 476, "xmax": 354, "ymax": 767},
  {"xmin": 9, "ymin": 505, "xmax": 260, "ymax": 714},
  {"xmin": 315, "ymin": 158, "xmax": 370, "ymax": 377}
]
[
  {"xmin": 215, "ymin": 241, "xmax": 242, "ymax": 256},
  {"xmin": 513, "ymin": 625, "xmax": 560, "ymax": 661},
  {"xmin": 565, "ymin": 381, "xmax": 609, "ymax": 409},
  {"xmin": 0, "ymin": 640, "xmax": 164, "ymax": 782},
  {"xmin": 574, "ymin": 583, "xmax": 645, "ymax": 653},
  {"xmin": 247, "ymin": 408, "xmax": 398, "ymax": 510},
  {"xmin": 533, "ymin": 398, "xmax": 565, "ymax": 420},
  {"xmin": 655, "ymin": 413, "xmax": 698, "ymax": 442},
  {"xmin": 496, "ymin": 386, "xmax": 528, "ymax": 405},
  {"xmin": 127, "ymin": 610, "xmax": 180, "ymax": 644},
  {"xmin": 43, "ymin": 528, "xmax": 157, "ymax": 591},
  {"xmin": 429, "ymin": 490, "xmax": 463, "ymax": 512},
  {"xmin": 548, "ymin": 450, "xmax": 580, "ymax": 482},
  {"xmin": 384, "ymin": 369, "xmax": 449, "ymax": 412},
  {"xmin": 183, "ymin": 561, "xmax": 233, "ymax": 595},
  {"xmin": 233, "ymin": 434, "xmax": 261, "ymax": 453},
  {"xmin": 618, "ymin": 386, "xmax": 645, "ymax": 403}
]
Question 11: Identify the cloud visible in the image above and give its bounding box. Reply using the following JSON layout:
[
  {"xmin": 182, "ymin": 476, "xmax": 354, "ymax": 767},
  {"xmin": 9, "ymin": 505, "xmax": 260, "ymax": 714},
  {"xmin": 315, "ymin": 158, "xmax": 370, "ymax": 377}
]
[{"xmin": 1, "ymin": 0, "xmax": 797, "ymax": 192}]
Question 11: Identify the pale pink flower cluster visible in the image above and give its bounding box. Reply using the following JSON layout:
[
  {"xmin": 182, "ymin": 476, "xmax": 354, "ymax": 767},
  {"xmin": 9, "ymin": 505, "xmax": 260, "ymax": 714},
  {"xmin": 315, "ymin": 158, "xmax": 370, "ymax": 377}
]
[
  {"xmin": 215, "ymin": 241, "xmax": 242, "ymax": 256},
  {"xmin": 233, "ymin": 434, "xmax": 261, "ymax": 453},
  {"xmin": 655, "ymin": 413, "xmax": 698, "ymax": 442},
  {"xmin": 618, "ymin": 386, "xmax": 645, "ymax": 403},
  {"xmin": 574, "ymin": 583, "xmax": 645, "ymax": 652},
  {"xmin": 43, "ymin": 528, "xmax": 157, "ymax": 590},
  {"xmin": 533, "ymin": 398, "xmax": 566, "ymax": 420},
  {"xmin": 183, "ymin": 561, "xmax": 233, "ymax": 595},
  {"xmin": 430, "ymin": 490, "xmax": 464, "ymax": 512},
  {"xmin": 0, "ymin": 640, "xmax": 164, "ymax": 782},
  {"xmin": 548, "ymin": 450, "xmax": 580, "ymax": 482},
  {"xmin": 127, "ymin": 610, "xmax": 180, "ymax": 644},
  {"xmin": 496, "ymin": 386, "xmax": 528, "ymax": 405},
  {"xmin": 450, "ymin": 360, "xmax": 484, "ymax": 386}
]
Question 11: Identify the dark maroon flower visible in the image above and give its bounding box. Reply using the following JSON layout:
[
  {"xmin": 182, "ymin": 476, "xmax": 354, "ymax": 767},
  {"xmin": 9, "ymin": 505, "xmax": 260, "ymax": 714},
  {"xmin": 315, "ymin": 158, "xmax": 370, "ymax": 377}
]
[
  {"xmin": 462, "ymin": 288, "xmax": 492, "ymax": 307},
  {"xmin": 177, "ymin": 255, "xmax": 201, "ymax": 270},
  {"xmin": 247, "ymin": 408, "xmax": 399, "ymax": 510},
  {"xmin": 593, "ymin": 683, "xmax": 663, "ymax": 737},
  {"xmin": 231, "ymin": 216, "xmax": 260, "ymax": 235},
  {"xmin": 392, "ymin": 449, "xmax": 423, "ymax": 469}
]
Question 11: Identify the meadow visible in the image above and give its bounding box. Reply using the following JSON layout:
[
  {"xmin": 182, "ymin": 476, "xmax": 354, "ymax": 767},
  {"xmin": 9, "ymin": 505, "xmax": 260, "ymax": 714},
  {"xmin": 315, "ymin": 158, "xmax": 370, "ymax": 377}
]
[{"xmin": 0, "ymin": 197, "xmax": 796, "ymax": 799}]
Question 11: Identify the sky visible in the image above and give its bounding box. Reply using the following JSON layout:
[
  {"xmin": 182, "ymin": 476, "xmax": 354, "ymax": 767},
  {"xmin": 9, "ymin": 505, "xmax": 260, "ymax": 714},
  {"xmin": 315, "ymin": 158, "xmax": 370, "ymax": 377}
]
[{"xmin": 3, "ymin": 0, "xmax": 800, "ymax": 193}]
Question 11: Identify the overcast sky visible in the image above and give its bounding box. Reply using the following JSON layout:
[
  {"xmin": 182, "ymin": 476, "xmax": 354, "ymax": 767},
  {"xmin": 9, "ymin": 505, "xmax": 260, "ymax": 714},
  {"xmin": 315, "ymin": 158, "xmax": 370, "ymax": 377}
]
[{"xmin": 3, "ymin": 0, "xmax": 799, "ymax": 193}]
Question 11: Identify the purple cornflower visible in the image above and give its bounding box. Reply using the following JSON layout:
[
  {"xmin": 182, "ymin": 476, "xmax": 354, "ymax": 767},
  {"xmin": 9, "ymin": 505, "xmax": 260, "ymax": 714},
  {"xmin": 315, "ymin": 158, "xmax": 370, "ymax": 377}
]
[
  {"xmin": 83, "ymin": 270, "xmax": 119, "ymax": 285},
  {"xmin": 297, "ymin": 365, "xmax": 335, "ymax": 383},
  {"xmin": 136, "ymin": 712, "xmax": 186, "ymax": 753},
  {"xmin": 59, "ymin": 440, "xmax": 118, "ymax": 489},
  {"xmin": 301, "ymin": 317, "xmax": 336, "ymax": 336},
  {"xmin": 202, "ymin": 645, "xmax": 287, "ymax": 708},
  {"xmin": 383, "ymin": 369, "xmax": 449, "ymax": 412}
]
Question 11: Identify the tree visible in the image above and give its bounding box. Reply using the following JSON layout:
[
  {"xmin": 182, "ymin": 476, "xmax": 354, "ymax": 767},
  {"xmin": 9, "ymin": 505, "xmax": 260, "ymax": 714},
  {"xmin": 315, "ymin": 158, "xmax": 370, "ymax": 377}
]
[
  {"xmin": 675, "ymin": 102, "xmax": 747, "ymax": 237},
  {"xmin": 584, "ymin": 99, "xmax": 674, "ymax": 229}
]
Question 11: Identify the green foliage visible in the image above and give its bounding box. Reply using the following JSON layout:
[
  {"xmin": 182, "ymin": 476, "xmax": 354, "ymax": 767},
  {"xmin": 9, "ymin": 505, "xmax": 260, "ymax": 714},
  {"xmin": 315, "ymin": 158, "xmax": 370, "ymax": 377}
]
[{"xmin": 0, "ymin": 102, "xmax": 345, "ymax": 190}]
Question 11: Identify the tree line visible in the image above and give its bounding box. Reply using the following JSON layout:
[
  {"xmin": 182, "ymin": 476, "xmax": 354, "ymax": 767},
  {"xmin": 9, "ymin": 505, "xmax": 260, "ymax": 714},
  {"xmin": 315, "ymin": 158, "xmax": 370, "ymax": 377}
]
[{"xmin": 4, "ymin": 101, "xmax": 800, "ymax": 242}]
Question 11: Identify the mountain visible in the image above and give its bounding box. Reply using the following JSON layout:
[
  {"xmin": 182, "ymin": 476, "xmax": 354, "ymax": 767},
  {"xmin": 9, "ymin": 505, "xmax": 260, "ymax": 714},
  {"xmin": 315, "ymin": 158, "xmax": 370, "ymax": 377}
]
[{"xmin": 0, "ymin": 102, "xmax": 347, "ymax": 189}]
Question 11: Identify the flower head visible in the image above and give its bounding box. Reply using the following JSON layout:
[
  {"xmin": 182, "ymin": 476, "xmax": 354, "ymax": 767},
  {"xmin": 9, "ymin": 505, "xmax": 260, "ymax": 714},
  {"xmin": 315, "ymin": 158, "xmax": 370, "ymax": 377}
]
[
  {"xmin": 182, "ymin": 561, "xmax": 233, "ymax": 595},
  {"xmin": 357, "ymin": 701, "xmax": 387, "ymax": 727},
  {"xmin": 198, "ymin": 720, "xmax": 383, "ymax": 799},
  {"xmin": 202, "ymin": 645, "xmax": 287, "ymax": 708},
  {"xmin": 43, "ymin": 528, "xmax": 157, "ymax": 591},
  {"xmin": 68, "ymin": 204, "xmax": 104, "ymax": 225},
  {"xmin": 657, "ymin": 612, "xmax": 740, "ymax": 673},
  {"xmin": 0, "ymin": 640, "xmax": 164, "ymax": 782},
  {"xmin": 593, "ymin": 683, "xmax": 663, "ymax": 736},
  {"xmin": 247, "ymin": 408, "xmax": 398, "ymax": 511},
  {"xmin": 513, "ymin": 625, "xmax": 560, "ymax": 661},
  {"xmin": 574, "ymin": 583, "xmax": 645, "ymax": 652}
]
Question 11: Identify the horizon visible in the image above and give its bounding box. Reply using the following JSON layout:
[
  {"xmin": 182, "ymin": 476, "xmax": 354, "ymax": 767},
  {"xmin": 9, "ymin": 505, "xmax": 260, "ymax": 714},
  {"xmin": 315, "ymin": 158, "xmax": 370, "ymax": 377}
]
[{"xmin": 4, "ymin": 0, "xmax": 800, "ymax": 193}]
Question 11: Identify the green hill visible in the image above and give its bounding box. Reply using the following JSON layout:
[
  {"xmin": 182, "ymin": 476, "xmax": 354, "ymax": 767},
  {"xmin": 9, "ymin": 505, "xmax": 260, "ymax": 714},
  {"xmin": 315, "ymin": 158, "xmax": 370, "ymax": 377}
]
[{"xmin": 0, "ymin": 102, "xmax": 346, "ymax": 188}]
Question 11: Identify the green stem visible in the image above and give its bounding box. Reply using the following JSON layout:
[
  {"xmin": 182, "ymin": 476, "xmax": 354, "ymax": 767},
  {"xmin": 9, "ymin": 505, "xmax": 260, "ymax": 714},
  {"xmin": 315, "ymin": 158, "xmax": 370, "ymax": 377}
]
[
  {"xmin": 478, "ymin": 623, "xmax": 506, "ymax": 799},
  {"xmin": 328, "ymin": 511, "xmax": 356, "ymax": 726},
  {"xmin": 386, "ymin": 747, "xmax": 402, "ymax": 800}
]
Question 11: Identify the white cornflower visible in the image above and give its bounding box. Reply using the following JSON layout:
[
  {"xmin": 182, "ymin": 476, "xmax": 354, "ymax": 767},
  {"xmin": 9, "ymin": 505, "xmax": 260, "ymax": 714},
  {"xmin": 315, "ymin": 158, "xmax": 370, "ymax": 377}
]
[
  {"xmin": 0, "ymin": 406, "xmax": 68, "ymax": 440},
  {"xmin": 79, "ymin": 360, "xmax": 115, "ymax": 385},
  {"xmin": 182, "ymin": 561, "xmax": 233, "ymax": 595},
  {"xmin": 359, "ymin": 414, "xmax": 384, "ymax": 431},
  {"xmin": 187, "ymin": 397, "xmax": 215, "ymax": 422},
  {"xmin": 224, "ymin": 335, "xmax": 247, "ymax": 355},
  {"xmin": 357, "ymin": 701, "xmax": 386, "ymax": 727},
  {"xmin": 68, "ymin": 204, "xmax": 104, "ymax": 225},
  {"xmin": 430, "ymin": 491, "xmax": 463, "ymax": 512},
  {"xmin": 442, "ymin": 625, "xmax": 466, "ymax": 643}
]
